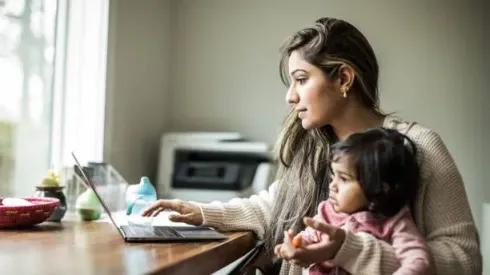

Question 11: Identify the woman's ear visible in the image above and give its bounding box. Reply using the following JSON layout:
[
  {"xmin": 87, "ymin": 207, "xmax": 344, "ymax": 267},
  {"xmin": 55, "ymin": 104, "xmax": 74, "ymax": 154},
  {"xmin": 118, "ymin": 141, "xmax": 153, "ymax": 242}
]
[{"xmin": 338, "ymin": 64, "xmax": 355, "ymax": 94}]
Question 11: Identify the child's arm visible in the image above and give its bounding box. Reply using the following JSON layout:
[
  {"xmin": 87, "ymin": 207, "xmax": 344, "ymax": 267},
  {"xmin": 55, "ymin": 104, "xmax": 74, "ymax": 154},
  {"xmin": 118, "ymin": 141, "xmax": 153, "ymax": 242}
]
[{"xmin": 390, "ymin": 208, "xmax": 435, "ymax": 275}]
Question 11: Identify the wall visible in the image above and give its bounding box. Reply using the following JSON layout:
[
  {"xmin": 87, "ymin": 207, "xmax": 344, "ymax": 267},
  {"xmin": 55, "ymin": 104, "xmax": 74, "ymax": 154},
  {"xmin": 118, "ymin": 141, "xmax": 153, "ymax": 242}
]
[
  {"xmin": 105, "ymin": 0, "xmax": 489, "ymax": 230},
  {"xmin": 104, "ymin": 0, "xmax": 172, "ymax": 184},
  {"xmin": 167, "ymin": 0, "xmax": 489, "ymax": 229}
]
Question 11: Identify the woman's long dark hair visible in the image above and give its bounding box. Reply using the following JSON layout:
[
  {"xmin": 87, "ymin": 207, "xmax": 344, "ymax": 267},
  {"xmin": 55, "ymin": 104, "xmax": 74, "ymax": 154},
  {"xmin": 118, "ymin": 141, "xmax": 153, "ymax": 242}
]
[{"xmin": 265, "ymin": 17, "xmax": 382, "ymax": 257}]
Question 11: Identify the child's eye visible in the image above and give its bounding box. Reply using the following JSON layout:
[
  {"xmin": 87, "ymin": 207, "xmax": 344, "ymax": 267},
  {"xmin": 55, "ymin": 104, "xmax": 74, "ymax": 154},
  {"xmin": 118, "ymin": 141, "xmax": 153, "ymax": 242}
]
[{"xmin": 340, "ymin": 177, "xmax": 348, "ymax": 183}]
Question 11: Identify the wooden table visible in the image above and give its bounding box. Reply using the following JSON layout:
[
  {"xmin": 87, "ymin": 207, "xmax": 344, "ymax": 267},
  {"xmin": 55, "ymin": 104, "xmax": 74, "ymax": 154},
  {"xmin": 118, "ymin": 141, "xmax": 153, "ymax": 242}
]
[{"xmin": 0, "ymin": 221, "xmax": 256, "ymax": 275}]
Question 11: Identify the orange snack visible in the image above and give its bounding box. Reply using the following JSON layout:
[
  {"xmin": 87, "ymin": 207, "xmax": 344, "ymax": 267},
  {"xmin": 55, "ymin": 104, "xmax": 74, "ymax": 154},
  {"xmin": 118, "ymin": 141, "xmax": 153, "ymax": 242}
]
[{"xmin": 292, "ymin": 234, "xmax": 303, "ymax": 248}]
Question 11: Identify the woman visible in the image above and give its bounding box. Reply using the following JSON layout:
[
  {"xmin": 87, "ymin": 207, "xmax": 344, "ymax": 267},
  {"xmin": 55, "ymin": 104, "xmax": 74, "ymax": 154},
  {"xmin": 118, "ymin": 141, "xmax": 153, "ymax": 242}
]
[{"xmin": 142, "ymin": 17, "xmax": 482, "ymax": 275}]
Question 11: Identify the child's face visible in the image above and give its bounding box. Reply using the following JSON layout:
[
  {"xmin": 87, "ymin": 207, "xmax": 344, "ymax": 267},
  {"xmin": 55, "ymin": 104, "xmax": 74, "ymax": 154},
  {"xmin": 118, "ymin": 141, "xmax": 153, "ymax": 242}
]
[{"xmin": 329, "ymin": 156, "xmax": 368, "ymax": 214}]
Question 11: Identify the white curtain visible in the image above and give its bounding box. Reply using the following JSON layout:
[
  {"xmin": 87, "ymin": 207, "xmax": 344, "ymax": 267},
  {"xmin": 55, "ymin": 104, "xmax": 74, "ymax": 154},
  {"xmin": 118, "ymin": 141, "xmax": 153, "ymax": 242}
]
[{"xmin": 50, "ymin": 0, "xmax": 109, "ymax": 168}]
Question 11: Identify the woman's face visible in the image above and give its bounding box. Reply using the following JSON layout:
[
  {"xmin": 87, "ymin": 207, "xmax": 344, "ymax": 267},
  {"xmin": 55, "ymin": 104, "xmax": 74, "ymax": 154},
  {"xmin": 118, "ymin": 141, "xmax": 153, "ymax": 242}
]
[{"xmin": 286, "ymin": 51, "xmax": 345, "ymax": 129}]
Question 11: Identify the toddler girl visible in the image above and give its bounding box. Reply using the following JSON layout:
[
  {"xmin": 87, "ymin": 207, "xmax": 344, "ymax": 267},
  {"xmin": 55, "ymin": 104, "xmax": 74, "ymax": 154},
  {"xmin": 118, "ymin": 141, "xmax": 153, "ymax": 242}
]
[{"xmin": 276, "ymin": 127, "xmax": 434, "ymax": 275}]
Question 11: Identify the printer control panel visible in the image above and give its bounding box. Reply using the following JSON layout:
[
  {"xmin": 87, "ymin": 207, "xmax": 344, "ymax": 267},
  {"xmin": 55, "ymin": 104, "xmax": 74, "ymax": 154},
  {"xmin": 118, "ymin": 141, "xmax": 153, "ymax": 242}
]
[{"xmin": 171, "ymin": 149, "xmax": 269, "ymax": 191}]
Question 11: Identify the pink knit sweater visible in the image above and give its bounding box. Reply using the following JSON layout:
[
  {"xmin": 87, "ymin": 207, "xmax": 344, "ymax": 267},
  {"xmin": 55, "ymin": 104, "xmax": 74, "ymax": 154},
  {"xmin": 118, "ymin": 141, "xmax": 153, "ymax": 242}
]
[
  {"xmin": 301, "ymin": 200, "xmax": 432, "ymax": 275},
  {"xmin": 198, "ymin": 115, "xmax": 482, "ymax": 275}
]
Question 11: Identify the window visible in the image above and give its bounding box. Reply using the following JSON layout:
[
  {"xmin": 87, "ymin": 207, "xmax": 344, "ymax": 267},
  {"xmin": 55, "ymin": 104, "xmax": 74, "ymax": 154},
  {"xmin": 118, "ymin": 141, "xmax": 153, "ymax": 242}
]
[
  {"xmin": 0, "ymin": 0, "xmax": 109, "ymax": 197},
  {"xmin": 0, "ymin": 0, "xmax": 57, "ymax": 196}
]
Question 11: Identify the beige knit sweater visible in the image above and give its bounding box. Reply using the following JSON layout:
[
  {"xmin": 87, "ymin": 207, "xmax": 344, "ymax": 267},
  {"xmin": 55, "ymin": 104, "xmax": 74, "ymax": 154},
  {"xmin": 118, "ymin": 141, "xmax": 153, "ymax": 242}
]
[{"xmin": 198, "ymin": 115, "xmax": 482, "ymax": 275}]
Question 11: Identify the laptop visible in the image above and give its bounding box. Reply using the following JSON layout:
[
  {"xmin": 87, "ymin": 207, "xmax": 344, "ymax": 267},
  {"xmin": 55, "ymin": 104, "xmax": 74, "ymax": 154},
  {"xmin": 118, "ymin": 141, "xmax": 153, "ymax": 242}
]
[{"xmin": 71, "ymin": 152, "xmax": 228, "ymax": 242}]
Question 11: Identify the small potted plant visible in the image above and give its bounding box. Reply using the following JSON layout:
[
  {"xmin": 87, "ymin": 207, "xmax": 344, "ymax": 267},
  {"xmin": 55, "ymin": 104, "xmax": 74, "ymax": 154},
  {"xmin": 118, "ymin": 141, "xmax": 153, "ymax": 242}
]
[{"xmin": 34, "ymin": 170, "xmax": 67, "ymax": 222}]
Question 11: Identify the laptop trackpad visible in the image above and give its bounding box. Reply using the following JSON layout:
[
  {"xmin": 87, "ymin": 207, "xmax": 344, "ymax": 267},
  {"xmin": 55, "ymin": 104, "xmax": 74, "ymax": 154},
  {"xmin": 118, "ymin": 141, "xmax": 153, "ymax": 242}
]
[{"xmin": 170, "ymin": 226, "xmax": 227, "ymax": 239}]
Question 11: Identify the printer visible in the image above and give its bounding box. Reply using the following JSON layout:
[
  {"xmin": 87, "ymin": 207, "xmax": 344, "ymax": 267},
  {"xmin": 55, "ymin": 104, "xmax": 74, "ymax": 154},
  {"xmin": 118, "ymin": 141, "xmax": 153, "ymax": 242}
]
[{"xmin": 156, "ymin": 132, "xmax": 276, "ymax": 203}]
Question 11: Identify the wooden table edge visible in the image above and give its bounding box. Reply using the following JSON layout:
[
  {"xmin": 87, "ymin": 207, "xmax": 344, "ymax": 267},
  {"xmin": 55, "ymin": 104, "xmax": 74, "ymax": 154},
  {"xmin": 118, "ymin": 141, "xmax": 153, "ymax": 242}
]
[{"xmin": 147, "ymin": 231, "xmax": 256, "ymax": 275}]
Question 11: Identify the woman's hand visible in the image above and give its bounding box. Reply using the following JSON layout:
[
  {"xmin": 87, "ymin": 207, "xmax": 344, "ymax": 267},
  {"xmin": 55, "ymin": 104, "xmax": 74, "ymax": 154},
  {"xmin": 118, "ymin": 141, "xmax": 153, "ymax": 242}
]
[
  {"xmin": 279, "ymin": 217, "xmax": 346, "ymax": 267},
  {"xmin": 274, "ymin": 234, "xmax": 304, "ymax": 259},
  {"xmin": 141, "ymin": 199, "xmax": 203, "ymax": 226}
]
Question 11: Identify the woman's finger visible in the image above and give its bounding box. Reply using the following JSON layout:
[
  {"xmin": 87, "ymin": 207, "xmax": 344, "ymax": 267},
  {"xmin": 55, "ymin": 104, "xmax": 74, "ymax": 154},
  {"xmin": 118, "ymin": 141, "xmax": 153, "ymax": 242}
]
[
  {"xmin": 280, "ymin": 232, "xmax": 293, "ymax": 259},
  {"xmin": 141, "ymin": 199, "xmax": 182, "ymax": 217},
  {"xmin": 300, "ymin": 221, "xmax": 346, "ymax": 257},
  {"xmin": 283, "ymin": 230, "xmax": 294, "ymax": 246},
  {"xmin": 168, "ymin": 213, "xmax": 184, "ymax": 222},
  {"xmin": 141, "ymin": 200, "xmax": 170, "ymax": 216},
  {"xmin": 171, "ymin": 213, "xmax": 201, "ymax": 225},
  {"xmin": 303, "ymin": 234, "xmax": 335, "ymax": 251},
  {"xmin": 280, "ymin": 245, "xmax": 287, "ymax": 258},
  {"xmin": 151, "ymin": 207, "xmax": 165, "ymax": 217},
  {"xmin": 281, "ymin": 231, "xmax": 307, "ymax": 261},
  {"xmin": 304, "ymin": 217, "xmax": 337, "ymax": 237},
  {"xmin": 169, "ymin": 213, "xmax": 191, "ymax": 223},
  {"xmin": 274, "ymin": 244, "xmax": 282, "ymax": 256}
]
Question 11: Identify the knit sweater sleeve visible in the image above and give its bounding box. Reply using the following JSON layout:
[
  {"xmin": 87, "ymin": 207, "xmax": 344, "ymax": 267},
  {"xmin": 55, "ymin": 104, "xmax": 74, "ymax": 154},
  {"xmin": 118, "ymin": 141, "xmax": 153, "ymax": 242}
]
[
  {"xmin": 330, "ymin": 129, "xmax": 482, "ymax": 275},
  {"xmin": 196, "ymin": 181, "xmax": 276, "ymax": 239}
]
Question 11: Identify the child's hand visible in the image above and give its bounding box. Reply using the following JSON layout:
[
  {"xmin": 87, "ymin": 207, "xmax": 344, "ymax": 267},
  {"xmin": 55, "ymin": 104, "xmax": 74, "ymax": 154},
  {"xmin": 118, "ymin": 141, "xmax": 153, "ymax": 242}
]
[
  {"xmin": 279, "ymin": 218, "xmax": 346, "ymax": 268},
  {"xmin": 274, "ymin": 232, "xmax": 304, "ymax": 258},
  {"xmin": 274, "ymin": 243, "xmax": 284, "ymax": 258}
]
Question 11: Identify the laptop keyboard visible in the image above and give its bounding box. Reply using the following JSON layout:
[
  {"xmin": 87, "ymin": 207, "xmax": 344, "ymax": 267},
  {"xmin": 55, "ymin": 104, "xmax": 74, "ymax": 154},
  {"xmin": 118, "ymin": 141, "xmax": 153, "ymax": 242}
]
[{"xmin": 121, "ymin": 225, "xmax": 182, "ymax": 238}]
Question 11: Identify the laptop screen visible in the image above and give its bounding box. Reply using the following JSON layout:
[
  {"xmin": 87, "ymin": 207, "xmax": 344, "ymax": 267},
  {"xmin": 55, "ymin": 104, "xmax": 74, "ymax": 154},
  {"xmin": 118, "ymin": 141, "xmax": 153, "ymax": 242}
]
[{"xmin": 71, "ymin": 152, "xmax": 125, "ymax": 238}]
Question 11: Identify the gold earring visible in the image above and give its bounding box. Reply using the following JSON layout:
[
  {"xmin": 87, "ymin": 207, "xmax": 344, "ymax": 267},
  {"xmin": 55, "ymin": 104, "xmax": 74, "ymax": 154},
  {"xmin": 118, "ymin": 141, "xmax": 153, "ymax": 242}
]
[{"xmin": 342, "ymin": 88, "xmax": 347, "ymax": 98}]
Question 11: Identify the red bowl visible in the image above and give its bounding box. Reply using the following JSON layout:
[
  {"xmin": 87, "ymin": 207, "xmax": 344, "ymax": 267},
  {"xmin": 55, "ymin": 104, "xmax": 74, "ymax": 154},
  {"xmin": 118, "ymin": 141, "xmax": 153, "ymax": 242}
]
[{"xmin": 0, "ymin": 197, "xmax": 60, "ymax": 228}]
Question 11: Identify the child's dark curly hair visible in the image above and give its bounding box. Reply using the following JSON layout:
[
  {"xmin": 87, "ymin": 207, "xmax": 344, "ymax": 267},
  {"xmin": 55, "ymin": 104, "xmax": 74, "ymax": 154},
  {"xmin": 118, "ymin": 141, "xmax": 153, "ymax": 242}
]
[{"xmin": 331, "ymin": 127, "xmax": 420, "ymax": 217}]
